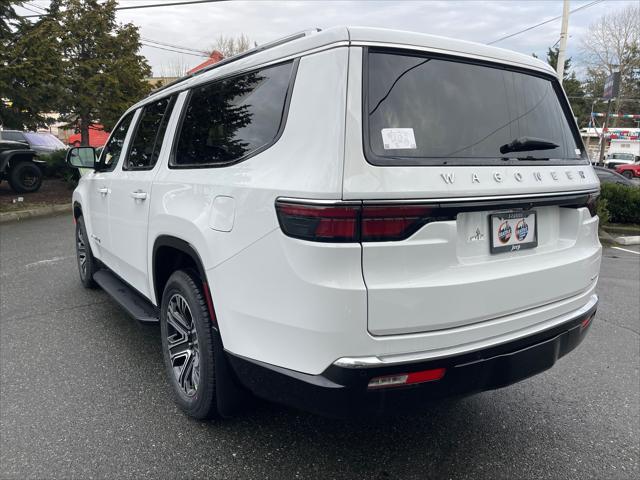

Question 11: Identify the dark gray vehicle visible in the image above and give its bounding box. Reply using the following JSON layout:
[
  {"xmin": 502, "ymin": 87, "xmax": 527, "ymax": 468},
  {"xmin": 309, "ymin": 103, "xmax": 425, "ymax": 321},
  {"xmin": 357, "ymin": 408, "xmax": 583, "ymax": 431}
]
[
  {"xmin": 0, "ymin": 139, "xmax": 45, "ymax": 192},
  {"xmin": 0, "ymin": 130, "xmax": 66, "ymax": 155},
  {"xmin": 593, "ymin": 166, "xmax": 637, "ymax": 187}
]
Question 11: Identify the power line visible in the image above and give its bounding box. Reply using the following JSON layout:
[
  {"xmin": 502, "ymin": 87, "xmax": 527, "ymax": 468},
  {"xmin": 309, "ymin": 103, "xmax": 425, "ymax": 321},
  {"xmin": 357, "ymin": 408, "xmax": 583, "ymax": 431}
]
[
  {"xmin": 141, "ymin": 37, "xmax": 209, "ymax": 56},
  {"xmin": 140, "ymin": 41, "xmax": 209, "ymax": 57},
  {"xmin": 24, "ymin": 2, "xmax": 47, "ymax": 12},
  {"xmin": 20, "ymin": 0, "xmax": 227, "ymax": 18},
  {"xmin": 487, "ymin": 0, "xmax": 604, "ymax": 45}
]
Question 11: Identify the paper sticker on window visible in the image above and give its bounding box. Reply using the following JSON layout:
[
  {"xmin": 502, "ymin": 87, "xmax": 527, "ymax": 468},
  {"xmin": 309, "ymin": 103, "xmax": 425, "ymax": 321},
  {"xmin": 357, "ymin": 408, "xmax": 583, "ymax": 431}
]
[{"xmin": 381, "ymin": 128, "xmax": 416, "ymax": 150}]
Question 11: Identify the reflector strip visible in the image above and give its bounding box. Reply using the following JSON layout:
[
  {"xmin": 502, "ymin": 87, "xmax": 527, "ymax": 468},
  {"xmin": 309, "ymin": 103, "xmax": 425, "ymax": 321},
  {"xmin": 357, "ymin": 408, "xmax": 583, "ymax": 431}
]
[{"xmin": 368, "ymin": 367, "xmax": 446, "ymax": 389}]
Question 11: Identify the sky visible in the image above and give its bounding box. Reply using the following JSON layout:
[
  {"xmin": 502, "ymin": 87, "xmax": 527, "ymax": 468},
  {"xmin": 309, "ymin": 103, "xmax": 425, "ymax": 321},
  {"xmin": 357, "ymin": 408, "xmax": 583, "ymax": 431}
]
[{"xmin": 17, "ymin": 0, "xmax": 638, "ymax": 76}]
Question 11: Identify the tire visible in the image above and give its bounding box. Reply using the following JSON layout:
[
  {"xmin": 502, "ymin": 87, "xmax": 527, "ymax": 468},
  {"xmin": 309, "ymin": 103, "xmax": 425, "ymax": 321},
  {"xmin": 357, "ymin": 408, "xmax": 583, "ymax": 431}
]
[
  {"xmin": 622, "ymin": 170, "xmax": 634, "ymax": 179},
  {"xmin": 8, "ymin": 161, "xmax": 43, "ymax": 193},
  {"xmin": 75, "ymin": 216, "xmax": 98, "ymax": 288},
  {"xmin": 161, "ymin": 270, "xmax": 218, "ymax": 420}
]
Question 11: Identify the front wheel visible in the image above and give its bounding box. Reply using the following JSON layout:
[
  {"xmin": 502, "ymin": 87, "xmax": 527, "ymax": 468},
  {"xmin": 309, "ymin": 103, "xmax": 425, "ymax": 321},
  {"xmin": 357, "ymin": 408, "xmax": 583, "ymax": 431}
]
[
  {"xmin": 161, "ymin": 270, "xmax": 218, "ymax": 419},
  {"xmin": 622, "ymin": 170, "xmax": 634, "ymax": 179}
]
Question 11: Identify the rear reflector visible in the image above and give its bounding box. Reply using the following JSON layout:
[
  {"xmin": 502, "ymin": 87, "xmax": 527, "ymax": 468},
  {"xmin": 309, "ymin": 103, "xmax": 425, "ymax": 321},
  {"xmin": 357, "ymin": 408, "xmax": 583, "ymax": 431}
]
[
  {"xmin": 581, "ymin": 313, "xmax": 594, "ymax": 329},
  {"xmin": 368, "ymin": 367, "xmax": 446, "ymax": 389}
]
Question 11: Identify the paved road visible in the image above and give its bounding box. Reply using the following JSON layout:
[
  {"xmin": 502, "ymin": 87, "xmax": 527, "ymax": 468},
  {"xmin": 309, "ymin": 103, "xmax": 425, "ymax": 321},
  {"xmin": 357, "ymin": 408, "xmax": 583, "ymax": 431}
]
[{"xmin": 1, "ymin": 215, "xmax": 638, "ymax": 480}]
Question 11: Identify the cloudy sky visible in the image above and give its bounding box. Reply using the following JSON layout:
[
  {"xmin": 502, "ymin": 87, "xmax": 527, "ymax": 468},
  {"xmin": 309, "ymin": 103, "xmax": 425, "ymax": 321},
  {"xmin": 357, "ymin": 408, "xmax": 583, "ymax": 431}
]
[{"xmin": 19, "ymin": 0, "xmax": 637, "ymax": 76}]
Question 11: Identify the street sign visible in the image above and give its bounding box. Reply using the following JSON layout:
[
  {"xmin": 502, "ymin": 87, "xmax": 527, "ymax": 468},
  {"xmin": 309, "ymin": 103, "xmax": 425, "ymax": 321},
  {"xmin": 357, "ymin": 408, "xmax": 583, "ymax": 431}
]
[{"xmin": 603, "ymin": 72, "xmax": 621, "ymax": 100}]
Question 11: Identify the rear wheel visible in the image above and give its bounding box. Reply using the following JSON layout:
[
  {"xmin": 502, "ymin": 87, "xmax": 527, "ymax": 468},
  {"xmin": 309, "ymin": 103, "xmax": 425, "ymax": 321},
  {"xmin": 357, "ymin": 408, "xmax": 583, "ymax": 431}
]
[
  {"xmin": 161, "ymin": 270, "xmax": 218, "ymax": 419},
  {"xmin": 622, "ymin": 170, "xmax": 634, "ymax": 179},
  {"xmin": 75, "ymin": 217, "xmax": 98, "ymax": 288},
  {"xmin": 8, "ymin": 161, "xmax": 42, "ymax": 193}
]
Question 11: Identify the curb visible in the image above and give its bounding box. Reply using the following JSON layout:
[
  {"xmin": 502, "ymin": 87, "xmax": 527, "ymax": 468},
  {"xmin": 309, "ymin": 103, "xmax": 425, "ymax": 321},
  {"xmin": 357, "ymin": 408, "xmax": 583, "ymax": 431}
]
[
  {"xmin": 614, "ymin": 236, "xmax": 640, "ymax": 246},
  {"xmin": 0, "ymin": 204, "xmax": 71, "ymax": 224}
]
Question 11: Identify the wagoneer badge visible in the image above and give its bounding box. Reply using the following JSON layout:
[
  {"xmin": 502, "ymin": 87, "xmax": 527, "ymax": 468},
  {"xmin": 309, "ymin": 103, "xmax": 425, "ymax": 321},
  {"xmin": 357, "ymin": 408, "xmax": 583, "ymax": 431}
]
[{"xmin": 440, "ymin": 170, "xmax": 587, "ymax": 184}]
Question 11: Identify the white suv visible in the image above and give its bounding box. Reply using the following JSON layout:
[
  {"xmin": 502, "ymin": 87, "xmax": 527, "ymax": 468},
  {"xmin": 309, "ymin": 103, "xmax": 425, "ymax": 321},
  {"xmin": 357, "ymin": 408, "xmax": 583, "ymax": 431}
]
[{"xmin": 67, "ymin": 27, "xmax": 601, "ymax": 419}]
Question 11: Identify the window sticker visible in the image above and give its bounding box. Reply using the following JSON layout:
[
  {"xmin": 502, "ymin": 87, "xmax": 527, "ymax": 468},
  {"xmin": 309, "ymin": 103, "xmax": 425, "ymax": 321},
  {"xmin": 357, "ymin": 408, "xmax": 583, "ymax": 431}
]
[{"xmin": 381, "ymin": 128, "xmax": 417, "ymax": 150}]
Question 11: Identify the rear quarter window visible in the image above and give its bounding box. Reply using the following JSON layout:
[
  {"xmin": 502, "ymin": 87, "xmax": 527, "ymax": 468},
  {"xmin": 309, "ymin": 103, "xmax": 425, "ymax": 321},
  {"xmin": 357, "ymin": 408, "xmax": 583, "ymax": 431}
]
[
  {"xmin": 171, "ymin": 60, "xmax": 296, "ymax": 168},
  {"xmin": 364, "ymin": 48, "xmax": 587, "ymax": 166}
]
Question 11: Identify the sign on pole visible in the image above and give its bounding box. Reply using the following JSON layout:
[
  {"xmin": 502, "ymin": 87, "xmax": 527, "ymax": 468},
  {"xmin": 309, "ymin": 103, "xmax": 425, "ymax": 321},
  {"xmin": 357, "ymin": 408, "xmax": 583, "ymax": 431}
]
[{"xmin": 603, "ymin": 72, "xmax": 621, "ymax": 100}]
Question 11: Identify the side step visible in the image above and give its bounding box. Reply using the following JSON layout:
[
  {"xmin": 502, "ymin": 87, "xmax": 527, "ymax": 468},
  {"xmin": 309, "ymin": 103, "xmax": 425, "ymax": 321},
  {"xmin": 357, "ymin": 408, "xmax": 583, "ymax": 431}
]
[{"xmin": 93, "ymin": 269, "xmax": 159, "ymax": 324}]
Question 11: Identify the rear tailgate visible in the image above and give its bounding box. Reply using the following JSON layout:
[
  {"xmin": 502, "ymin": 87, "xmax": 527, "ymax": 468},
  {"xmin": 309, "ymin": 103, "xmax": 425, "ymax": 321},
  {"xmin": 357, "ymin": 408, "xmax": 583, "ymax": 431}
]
[{"xmin": 343, "ymin": 46, "xmax": 601, "ymax": 336}]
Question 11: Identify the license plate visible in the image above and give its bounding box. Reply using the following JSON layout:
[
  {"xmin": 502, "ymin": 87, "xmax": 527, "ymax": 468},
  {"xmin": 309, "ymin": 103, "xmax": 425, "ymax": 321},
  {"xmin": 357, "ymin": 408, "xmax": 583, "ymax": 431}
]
[{"xmin": 490, "ymin": 210, "xmax": 537, "ymax": 254}]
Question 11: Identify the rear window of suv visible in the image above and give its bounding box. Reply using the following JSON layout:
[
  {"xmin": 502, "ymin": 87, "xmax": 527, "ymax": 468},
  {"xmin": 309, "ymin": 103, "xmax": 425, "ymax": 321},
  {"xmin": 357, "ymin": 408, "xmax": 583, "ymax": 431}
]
[{"xmin": 364, "ymin": 48, "xmax": 585, "ymax": 166}]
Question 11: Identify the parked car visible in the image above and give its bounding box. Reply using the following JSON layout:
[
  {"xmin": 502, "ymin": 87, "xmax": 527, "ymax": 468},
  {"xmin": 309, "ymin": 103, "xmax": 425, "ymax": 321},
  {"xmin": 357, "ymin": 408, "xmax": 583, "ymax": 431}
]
[
  {"xmin": 67, "ymin": 124, "xmax": 110, "ymax": 148},
  {"xmin": 594, "ymin": 166, "xmax": 637, "ymax": 186},
  {"xmin": 615, "ymin": 162, "xmax": 640, "ymax": 180},
  {"xmin": 0, "ymin": 130, "xmax": 66, "ymax": 156},
  {"xmin": 66, "ymin": 27, "xmax": 601, "ymax": 419},
  {"xmin": 603, "ymin": 152, "xmax": 638, "ymax": 170},
  {"xmin": 0, "ymin": 139, "xmax": 45, "ymax": 192}
]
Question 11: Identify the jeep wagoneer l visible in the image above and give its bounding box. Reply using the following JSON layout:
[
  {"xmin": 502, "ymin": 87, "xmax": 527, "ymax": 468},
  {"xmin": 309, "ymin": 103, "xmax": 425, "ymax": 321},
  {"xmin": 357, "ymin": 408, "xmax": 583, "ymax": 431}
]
[{"xmin": 67, "ymin": 27, "xmax": 601, "ymax": 418}]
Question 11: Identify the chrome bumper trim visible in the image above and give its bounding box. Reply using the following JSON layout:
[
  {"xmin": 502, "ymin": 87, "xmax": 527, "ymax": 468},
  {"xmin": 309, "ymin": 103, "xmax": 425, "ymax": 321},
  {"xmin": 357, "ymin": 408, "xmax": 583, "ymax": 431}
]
[{"xmin": 333, "ymin": 294, "xmax": 599, "ymax": 369}]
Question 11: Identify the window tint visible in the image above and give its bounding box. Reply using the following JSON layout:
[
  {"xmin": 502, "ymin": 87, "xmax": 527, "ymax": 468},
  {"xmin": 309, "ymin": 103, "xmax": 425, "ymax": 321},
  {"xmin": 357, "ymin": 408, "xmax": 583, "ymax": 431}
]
[
  {"xmin": 172, "ymin": 61, "xmax": 294, "ymax": 167},
  {"xmin": 2, "ymin": 131, "xmax": 26, "ymax": 142},
  {"xmin": 100, "ymin": 113, "xmax": 134, "ymax": 171},
  {"xmin": 366, "ymin": 50, "xmax": 581, "ymax": 165},
  {"xmin": 126, "ymin": 96, "xmax": 176, "ymax": 170}
]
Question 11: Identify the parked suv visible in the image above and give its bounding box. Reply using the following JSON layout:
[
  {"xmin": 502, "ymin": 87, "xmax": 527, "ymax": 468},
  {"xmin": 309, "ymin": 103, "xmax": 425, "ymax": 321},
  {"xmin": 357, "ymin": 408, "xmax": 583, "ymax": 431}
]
[{"xmin": 67, "ymin": 27, "xmax": 601, "ymax": 419}]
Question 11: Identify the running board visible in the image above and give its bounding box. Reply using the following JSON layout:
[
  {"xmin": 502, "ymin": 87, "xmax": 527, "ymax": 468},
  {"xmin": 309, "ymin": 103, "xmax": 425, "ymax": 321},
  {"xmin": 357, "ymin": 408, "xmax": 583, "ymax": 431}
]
[{"xmin": 93, "ymin": 269, "xmax": 159, "ymax": 324}]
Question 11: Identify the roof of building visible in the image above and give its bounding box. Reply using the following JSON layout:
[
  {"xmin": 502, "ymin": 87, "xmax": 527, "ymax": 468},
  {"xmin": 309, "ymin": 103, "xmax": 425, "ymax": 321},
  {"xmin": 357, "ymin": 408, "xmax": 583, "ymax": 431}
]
[{"xmin": 187, "ymin": 51, "xmax": 225, "ymax": 75}]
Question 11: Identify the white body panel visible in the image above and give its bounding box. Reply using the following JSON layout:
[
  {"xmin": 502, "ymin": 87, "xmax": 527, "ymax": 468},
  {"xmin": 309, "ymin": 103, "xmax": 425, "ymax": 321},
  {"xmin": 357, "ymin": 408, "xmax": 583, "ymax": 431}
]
[{"xmin": 72, "ymin": 26, "xmax": 602, "ymax": 376}]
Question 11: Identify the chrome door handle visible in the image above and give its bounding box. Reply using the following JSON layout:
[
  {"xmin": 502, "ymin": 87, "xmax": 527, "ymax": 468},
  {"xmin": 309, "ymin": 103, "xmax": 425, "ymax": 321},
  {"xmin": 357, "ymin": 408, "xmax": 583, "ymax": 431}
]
[
  {"xmin": 130, "ymin": 190, "xmax": 147, "ymax": 200},
  {"xmin": 98, "ymin": 187, "xmax": 109, "ymax": 195}
]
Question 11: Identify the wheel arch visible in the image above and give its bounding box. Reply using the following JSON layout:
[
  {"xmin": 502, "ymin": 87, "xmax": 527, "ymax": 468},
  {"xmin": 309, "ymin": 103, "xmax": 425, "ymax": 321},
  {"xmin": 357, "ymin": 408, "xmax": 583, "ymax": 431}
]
[{"xmin": 152, "ymin": 235, "xmax": 209, "ymax": 308}]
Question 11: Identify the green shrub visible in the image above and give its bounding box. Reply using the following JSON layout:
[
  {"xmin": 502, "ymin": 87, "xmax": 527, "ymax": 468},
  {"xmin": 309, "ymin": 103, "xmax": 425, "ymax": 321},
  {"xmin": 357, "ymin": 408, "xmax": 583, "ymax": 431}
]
[
  {"xmin": 39, "ymin": 150, "xmax": 79, "ymax": 187},
  {"xmin": 596, "ymin": 197, "xmax": 610, "ymax": 225},
  {"xmin": 599, "ymin": 183, "xmax": 640, "ymax": 224}
]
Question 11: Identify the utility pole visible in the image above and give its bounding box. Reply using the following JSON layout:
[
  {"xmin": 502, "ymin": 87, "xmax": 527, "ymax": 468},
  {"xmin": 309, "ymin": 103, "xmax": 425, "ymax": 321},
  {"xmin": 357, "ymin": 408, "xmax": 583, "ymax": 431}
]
[
  {"xmin": 556, "ymin": 0, "xmax": 570, "ymax": 84},
  {"xmin": 597, "ymin": 100, "xmax": 612, "ymax": 165}
]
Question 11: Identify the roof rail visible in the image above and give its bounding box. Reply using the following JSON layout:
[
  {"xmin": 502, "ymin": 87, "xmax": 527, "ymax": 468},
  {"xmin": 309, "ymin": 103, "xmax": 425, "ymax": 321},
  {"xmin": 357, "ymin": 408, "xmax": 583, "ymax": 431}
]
[{"xmin": 153, "ymin": 28, "xmax": 321, "ymax": 94}]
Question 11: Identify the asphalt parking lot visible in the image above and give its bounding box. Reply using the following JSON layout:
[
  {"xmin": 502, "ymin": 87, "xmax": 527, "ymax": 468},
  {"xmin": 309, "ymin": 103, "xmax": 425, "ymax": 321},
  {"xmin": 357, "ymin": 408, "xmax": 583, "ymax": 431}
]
[{"xmin": 1, "ymin": 215, "xmax": 638, "ymax": 480}]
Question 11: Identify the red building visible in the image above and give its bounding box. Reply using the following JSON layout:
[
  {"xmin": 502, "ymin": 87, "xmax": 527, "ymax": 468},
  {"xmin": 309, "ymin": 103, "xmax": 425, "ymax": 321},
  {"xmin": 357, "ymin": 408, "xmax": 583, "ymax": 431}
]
[{"xmin": 187, "ymin": 50, "xmax": 224, "ymax": 74}]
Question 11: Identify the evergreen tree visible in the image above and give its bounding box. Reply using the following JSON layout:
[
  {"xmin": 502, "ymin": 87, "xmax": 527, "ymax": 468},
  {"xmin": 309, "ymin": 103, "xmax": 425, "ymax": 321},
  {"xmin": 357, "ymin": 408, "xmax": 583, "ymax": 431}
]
[
  {"xmin": 51, "ymin": 0, "xmax": 151, "ymax": 144},
  {"xmin": 0, "ymin": 1, "xmax": 63, "ymax": 129}
]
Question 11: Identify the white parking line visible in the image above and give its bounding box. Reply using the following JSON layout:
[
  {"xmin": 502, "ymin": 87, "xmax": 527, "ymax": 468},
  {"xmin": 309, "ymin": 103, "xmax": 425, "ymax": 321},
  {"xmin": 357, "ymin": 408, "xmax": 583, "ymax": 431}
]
[{"xmin": 611, "ymin": 246, "xmax": 640, "ymax": 256}]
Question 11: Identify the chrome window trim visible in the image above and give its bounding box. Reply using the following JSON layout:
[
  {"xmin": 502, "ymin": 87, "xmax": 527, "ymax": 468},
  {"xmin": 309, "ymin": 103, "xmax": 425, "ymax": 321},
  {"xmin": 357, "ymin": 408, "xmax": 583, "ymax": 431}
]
[{"xmin": 277, "ymin": 189, "xmax": 599, "ymax": 206}]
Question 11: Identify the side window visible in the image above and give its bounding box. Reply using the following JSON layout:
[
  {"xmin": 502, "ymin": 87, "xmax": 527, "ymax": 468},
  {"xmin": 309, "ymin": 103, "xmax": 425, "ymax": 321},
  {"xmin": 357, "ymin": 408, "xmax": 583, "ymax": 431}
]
[
  {"xmin": 125, "ymin": 95, "xmax": 176, "ymax": 170},
  {"xmin": 99, "ymin": 112, "xmax": 135, "ymax": 171},
  {"xmin": 2, "ymin": 131, "xmax": 26, "ymax": 142},
  {"xmin": 172, "ymin": 60, "xmax": 295, "ymax": 167}
]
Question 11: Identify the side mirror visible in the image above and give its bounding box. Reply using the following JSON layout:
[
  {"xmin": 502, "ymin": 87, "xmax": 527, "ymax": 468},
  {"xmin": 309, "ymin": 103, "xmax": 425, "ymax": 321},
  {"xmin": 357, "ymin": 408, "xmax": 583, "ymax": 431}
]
[{"xmin": 66, "ymin": 146, "xmax": 97, "ymax": 169}]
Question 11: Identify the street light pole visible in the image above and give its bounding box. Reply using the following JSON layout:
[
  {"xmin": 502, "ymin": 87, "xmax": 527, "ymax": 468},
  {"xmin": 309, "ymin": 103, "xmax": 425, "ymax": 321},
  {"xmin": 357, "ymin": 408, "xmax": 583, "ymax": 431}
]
[{"xmin": 557, "ymin": 0, "xmax": 570, "ymax": 84}]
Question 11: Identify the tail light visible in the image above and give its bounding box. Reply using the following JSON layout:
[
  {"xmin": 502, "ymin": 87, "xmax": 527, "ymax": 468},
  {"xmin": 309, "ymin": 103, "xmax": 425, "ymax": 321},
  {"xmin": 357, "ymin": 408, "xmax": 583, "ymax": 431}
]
[
  {"xmin": 275, "ymin": 200, "xmax": 451, "ymax": 243},
  {"xmin": 586, "ymin": 193, "xmax": 599, "ymax": 217}
]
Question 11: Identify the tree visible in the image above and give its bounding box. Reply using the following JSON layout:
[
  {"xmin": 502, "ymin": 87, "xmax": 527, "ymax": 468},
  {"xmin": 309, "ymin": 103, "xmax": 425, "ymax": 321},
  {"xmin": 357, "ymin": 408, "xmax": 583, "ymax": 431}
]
[
  {"xmin": 209, "ymin": 34, "xmax": 252, "ymax": 58},
  {"xmin": 580, "ymin": 4, "xmax": 640, "ymax": 127},
  {"xmin": 52, "ymin": 0, "xmax": 151, "ymax": 144},
  {"xmin": 0, "ymin": 1, "xmax": 63, "ymax": 129},
  {"xmin": 533, "ymin": 47, "xmax": 589, "ymax": 127},
  {"xmin": 546, "ymin": 47, "xmax": 589, "ymax": 127}
]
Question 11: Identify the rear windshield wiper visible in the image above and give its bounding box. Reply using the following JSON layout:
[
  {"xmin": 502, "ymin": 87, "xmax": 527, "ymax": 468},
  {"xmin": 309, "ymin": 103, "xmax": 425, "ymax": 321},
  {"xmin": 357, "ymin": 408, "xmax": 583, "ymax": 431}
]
[{"xmin": 499, "ymin": 137, "xmax": 559, "ymax": 155}]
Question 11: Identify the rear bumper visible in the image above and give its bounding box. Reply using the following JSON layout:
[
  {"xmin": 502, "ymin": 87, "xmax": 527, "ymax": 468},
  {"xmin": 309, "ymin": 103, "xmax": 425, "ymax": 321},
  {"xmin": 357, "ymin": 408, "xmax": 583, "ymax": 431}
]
[{"xmin": 227, "ymin": 295, "xmax": 598, "ymax": 418}]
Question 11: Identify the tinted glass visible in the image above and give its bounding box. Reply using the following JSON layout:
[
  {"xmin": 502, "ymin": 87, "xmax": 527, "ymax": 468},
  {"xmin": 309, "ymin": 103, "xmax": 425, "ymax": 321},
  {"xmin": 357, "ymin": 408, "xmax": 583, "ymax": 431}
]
[
  {"xmin": 100, "ymin": 112, "xmax": 134, "ymax": 171},
  {"xmin": 24, "ymin": 132, "xmax": 65, "ymax": 148},
  {"xmin": 1, "ymin": 131, "xmax": 26, "ymax": 142},
  {"xmin": 366, "ymin": 50, "xmax": 581, "ymax": 163},
  {"xmin": 126, "ymin": 96, "xmax": 175, "ymax": 169},
  {"xmin": 173, "ymin": 61, "xmax": 294, "ymax": 167}
]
